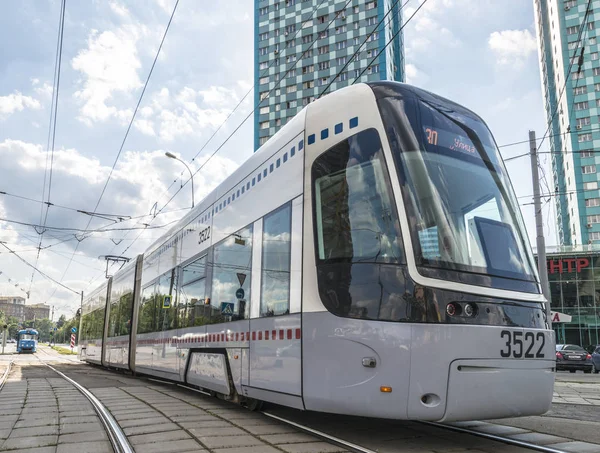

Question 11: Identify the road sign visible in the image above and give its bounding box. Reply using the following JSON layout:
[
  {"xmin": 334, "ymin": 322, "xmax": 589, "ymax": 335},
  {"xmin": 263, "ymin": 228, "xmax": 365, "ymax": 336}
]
[
  {"xmin": 163, "ymin": 295, "xmax": 172, "ymax": 309},
  {"xmin": 70, "ymin": 334, "xmax": 75, "ymax": 350},
  {"xmin": 71, "ymin": 327, "xmax": 77, "ymax": 334},
  {"xmin": 236, "ymin": 273, "xmax": 246, "ymax": 287},
  {"xmin": 235, "ymin": 288, "xmax": 245, "ymax": 300},
  {"xmin": 54, "ymin": 327, "xmax": 57, "ymax": 331},
  {"xmin": 221, "ymin": 302, "xmax": 234, "ymax": 316}
]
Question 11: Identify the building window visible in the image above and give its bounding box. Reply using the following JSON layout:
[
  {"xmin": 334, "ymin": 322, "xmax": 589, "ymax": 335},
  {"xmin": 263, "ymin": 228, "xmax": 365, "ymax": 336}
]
[
  {"xmin": 366, "ymin": 1, "xmax": 377, "ymax": 10},
  {"xmin": 260, "ymin": 121, "xmax": 269, "ymax": 130},
  {"xmin": 259, "ymin": 6, "xmax": 269, "ymax": 15},
  {"xmin": 588, "ymin": 214, "xmax": 600, "ymax": 224},
  {"xmin": 260, "ymin": 136, "xmax": 269, "ymax": 145},
  {"xmin": 317, "ymin": 14, "xmax": 328, "ymax": 24},
  {"xmin": 318, "ymin": 61, "xmax": 330, "ymax": 70},
  {"xmin": 285, "ymin": 55, "xmax": 297, "ymax": 63},
  {"xmin": 260, "ymin": 91, "xmax": 269, "ymax": 100},
  {"xmin": 304, "ymin": 49, "xmax": 313, "ymax": 58},
  {"xmin": 259, "ymin": 62, "xmax": 269, "ymax": 70},
  {"xmin": 303, "ymin": 19, "xmax": 313, "ymax": 28},
  {"xmin": 367, "ymin": 65, "xmax": 379, "ymax": 74},
  {"xmin": 285, "ymin": 0, "xmax": 295, "ymax": 6},
  {"xmin": 259, "ymin": 47, "xmax": 268, "ymax": 56},
  {"xmin": 574, "ymin": 86, "xmax": 587, "ymax": 95},
  {"xmin": 580, "ymin": 150, "xmax": 595, "ymax": 158},
  {"xmin": 259, "ymin": 32, "xmax": 269, "ymax": 41},
  {"xmin": 353, "ymin": 5, "xmax": 359, "ymax": 13},
  {"xmin": 275, "ymin": 104, "xmax": 281, "ymax": 111},
  {"xmin": 584, "ymin": 182, "xmax": 599, "ymax": 191},
  {"xmin": 339, "ymin": 72, "xmax": 348, "ymax": 81},
  {"xmin": 567, "ymin": 26, "xmax": 579, "ymax": 35},
  {"xmin": 302, "ymin": 80, "xmax": 314, "ymax": 89},
  {"xmin": 259, "ymin": 76, "xmax": 269, "ymax": 85},
  {"xmin": 335, "ymin": 40, "xmax": 347, "ymax": 50},
  {"xmin": 337, "ymin": 56, "xmax": 347, "ymax": 65},
  {"xmin": 319, "ymin": 30, "xmax": 329, "ymax": 39},
  {"xmin": 577, "ymin": 117, "xmax": 591, "ymax": 127},
  {"xmin": 286, "ymin": 100, "xmax": 297, "ymax": 108},
  {"xmin": 286, "ymin": 39, "xmax": 296, "ymax": 48},
  {"xmin": 302, "ymin": 96, "xmax": 315, "ymax": 106},
  {"xmin": 275, "ymin": 118, "xmax": 281, "ymax": 126},
  {"xmin": 592, "ymin": 52, "xmax": 599, "ymax": 61},
  {"xmin": 261, "ymin": 203, "xmax": 292, "ymax": 317},
  {"xmin": 286, "ymin": 85, "xmax": 297, "ymax": 93},
  {"xmin": 302, "ymin": 34, "xmax": 312, "ymax": 44},
  {"xmin": 573, "ymin": 71, "xmax": 584, "ymax": 79},
  {"xmin": 586, "ymin": 197, "xmax": 600, "ymax": 207},
  {"xmin": 259, "ymin": 106, "xmax": 269, "ymax": 115},
  {"xmin": 569, "ymin": 41, "xmax": 579, "ymax": 50},
  {"xmin": 575, "ymin": 101, "xmax": 589, "ymax": 110},
  {"xmin": 565, "ymin": 1, "xmax": 577, "ymax": 9},
  {"xmin": 590, "ymin": 232, "xmax": 600, "ymax": 240},
  {"xmin": 318, "ymin": 45, "xmax": 329, "ymax": 55},
  {"xmin": 285, "ymin": 24, "xmax": 296, "ymax": 34},
  {"xmin": 366, "ymin": 17, "xmax": 378, "ymax": 26},
  {"xmin": 591, "ymin": 37, "xmax": 597, "ymax": 45},
  {"xmin": 594, "ymin": 68, "xmax": 600, "ymax": 76},
  {"xmin": 335, "ymin": 25, "xmax": 347, "ymax": 34},
  {"xmin": 589, "ymin": 22, "xmax": 595, "ymax": 30},
  {"xmin": 583, "ymin": 165, "xmax": 597, "ymax": 174},
  {"xmin": 367, "ymin": 32, "xmax": 379, "ymax": 41},
  {"xmin": 318, "ymin": 77, "xmax": 329, "ymax": 86},
  {"xmin": 302, "ymin": 64, "xmax": 314, "ymax": 74}
]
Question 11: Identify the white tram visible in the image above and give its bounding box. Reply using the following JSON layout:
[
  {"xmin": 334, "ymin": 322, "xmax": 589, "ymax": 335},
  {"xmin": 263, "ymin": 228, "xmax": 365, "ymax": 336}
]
[{"xmin": 80, "ymin": 82, "xmax": 555, "ymax": 421}]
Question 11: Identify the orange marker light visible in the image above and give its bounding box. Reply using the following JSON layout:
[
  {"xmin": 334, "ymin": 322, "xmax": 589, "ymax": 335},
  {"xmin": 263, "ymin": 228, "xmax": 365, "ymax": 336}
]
[
  {"xmin": 234, "ymin": 355, "xmax": 239, "ymax": 359},
  {"xmin": 380, "ymin": 386, "xmax": 392, "ymax": 393}
]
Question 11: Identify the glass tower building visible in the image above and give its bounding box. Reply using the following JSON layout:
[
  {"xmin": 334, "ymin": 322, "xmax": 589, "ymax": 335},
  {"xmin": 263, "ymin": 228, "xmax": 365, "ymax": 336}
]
[
  {"xmin": 254, "ymin": 0, "xmax": 405, "ymax": 150},
  {"xmin": 534, "ymin": 0, "xmax": 600, "ymax": 246}
]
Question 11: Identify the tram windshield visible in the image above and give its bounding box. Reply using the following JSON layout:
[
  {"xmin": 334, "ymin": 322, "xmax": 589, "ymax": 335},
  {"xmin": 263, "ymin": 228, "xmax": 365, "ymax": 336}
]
[
  {"xmin": 20, "ymin": 334, "xmax": 36, "ymax": 340},
  {"xmin": 377, "ymin": 91, "xmax": 537, "ymax": 289}
]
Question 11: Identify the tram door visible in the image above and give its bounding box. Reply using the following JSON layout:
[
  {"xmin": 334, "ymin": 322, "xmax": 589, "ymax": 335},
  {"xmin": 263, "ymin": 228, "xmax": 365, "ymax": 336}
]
[{"xmin": 300, "ymin": 98, "xmax": 412, "ymax": 418}]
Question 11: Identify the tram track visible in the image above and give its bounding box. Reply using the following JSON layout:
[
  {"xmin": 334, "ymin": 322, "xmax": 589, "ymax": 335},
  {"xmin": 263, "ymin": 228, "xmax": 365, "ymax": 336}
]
[
  {"xmin": 43, "ymin": 362, "xmax": 134, "ymax": 453},
  {"xmin": 0, "ymin": 360, "xmax": 13, "ymax": 392}
]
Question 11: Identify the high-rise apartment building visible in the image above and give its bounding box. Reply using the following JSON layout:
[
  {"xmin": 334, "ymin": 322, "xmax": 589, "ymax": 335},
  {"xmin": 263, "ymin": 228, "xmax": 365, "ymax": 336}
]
[
  {"xmin": 534, "ymin": 0, "xmax": 600, "ymax": 246},
  {"xmin": 254, "ymin": 0, "xmax": 404, "ymax": 150}
]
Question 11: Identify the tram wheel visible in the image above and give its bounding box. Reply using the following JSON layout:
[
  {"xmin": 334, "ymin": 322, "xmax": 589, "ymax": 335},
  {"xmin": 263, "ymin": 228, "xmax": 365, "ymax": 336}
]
[{"xmin": 245, "ymin": 398, "xmax": 263, "ymax": 411}]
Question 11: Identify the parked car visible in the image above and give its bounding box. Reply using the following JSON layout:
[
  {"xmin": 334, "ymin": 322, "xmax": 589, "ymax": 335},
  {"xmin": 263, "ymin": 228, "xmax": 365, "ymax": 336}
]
[
  {"xmin": 591, "ymin": 345, "xmax": 600, "ymax": 374},
  {"xmin": 556, "ymin": 344, "xmax": 594, "ymax": 373}
]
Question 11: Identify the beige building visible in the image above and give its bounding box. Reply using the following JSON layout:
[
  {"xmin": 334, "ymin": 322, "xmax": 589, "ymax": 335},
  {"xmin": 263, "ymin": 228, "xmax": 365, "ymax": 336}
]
[
  {"xmin": 0, "ymin": 296, "xmax": 26, "ymax": 320},
  {"xmin": 0, "ymin": 297, "xmax": 50, "ymax": 322}
]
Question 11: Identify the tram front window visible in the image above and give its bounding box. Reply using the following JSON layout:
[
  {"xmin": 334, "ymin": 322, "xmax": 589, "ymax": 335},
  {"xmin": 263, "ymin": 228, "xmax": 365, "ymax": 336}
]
[
  {"xmin": 20, "ymin": 334, "xmax": 36, "ymax": 340},
  {"xmin": 377, "ymin": 90, "xmax": 537, "ymax": 291}
]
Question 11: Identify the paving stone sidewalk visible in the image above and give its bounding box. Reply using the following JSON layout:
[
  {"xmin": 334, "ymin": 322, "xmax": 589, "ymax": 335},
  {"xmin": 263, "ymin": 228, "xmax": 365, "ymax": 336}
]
[
  {"xmin": 553, "ymin": 381, "xmax": 600, "ymax": 405},
  {"xmin": 0, "ymin": 364, "xmax": 112, "ymax": 453}
]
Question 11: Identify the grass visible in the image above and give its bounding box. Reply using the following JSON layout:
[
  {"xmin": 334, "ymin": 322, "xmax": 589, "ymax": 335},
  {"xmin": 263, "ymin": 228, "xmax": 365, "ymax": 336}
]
[{"xmin": 51, "ymin": 345, "xmax": 77, "ymax": 355}]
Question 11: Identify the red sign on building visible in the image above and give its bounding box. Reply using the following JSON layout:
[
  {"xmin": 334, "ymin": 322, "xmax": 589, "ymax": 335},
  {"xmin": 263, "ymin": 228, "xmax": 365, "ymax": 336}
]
[{"xmin": 547, "ymin": 257, "xmax": 590, "ymax": 274}]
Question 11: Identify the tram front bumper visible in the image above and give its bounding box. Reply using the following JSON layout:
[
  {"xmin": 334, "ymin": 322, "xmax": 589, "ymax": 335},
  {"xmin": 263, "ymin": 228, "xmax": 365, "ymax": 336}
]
[{"xmin": 439, "ymin": 359, "xmax": 555, "ymax": 422}]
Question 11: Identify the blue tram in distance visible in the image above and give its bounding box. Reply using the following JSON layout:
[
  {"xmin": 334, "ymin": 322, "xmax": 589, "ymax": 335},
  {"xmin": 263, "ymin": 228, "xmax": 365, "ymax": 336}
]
[{"xmin": 16, "ymin": 328, "xmax": 38, "ymax": 353}]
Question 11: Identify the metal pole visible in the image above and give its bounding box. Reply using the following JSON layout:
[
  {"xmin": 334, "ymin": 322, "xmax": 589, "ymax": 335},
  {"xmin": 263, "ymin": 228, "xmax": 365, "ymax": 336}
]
[
  {"xmin": 1, "ymin": 326, "xmax": 6, "ymax": 354},
  {"xmin": 529, "ymin": 130, "xmax": 552, "ymax": 325}
]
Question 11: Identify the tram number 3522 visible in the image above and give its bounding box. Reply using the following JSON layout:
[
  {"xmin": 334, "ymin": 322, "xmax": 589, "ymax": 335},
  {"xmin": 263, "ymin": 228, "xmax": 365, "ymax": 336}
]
[
  {"xmin": 500, "ymin": 330, "xmax": 546, "ymax": 359},
  {"xmin": 198, "ymin": 226, "xmax": 211, "ymax": 244}
]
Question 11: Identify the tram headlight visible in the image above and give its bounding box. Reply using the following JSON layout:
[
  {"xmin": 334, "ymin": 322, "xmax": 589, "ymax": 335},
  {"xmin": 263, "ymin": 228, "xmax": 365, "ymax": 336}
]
[
  {"xmin": 464, "ymin": 303, "xmax": 477, "ymax": 317},
  {"xmin": 446, "ymin": 302, "xmax": 460, "ymax": 316}
]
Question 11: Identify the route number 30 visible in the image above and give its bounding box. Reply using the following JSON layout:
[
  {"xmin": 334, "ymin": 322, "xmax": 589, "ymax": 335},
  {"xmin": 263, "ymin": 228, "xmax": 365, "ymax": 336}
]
[{"xmin": 500, "ymin": 330, "xmax": 545, "ymax": 359}]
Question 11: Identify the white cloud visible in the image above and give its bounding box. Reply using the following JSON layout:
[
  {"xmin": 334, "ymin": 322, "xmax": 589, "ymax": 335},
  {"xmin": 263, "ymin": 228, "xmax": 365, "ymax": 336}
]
[
  {"xmin": 71, "ymin": 26, "xmax": 144, "ymax": 124},
  {"xmin": 134, "ymin": 119, "xmax": 156, "ymax": 136},
  {"xmin": 109, "ymin": 1, "xmax": 130, "ymax": 17},
  {"xmin": 0, "ymin": 91, "xmax": 41, "ymax": 119},
  {"xmin": 488, "ymin": 29, "xmax": 537, "ymax": 65}
]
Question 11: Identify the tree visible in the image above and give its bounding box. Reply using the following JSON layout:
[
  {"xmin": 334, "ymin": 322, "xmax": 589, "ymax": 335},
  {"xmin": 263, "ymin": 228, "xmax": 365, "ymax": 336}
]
[
  {"xmin": 23, "ymin": 318, "xmax": 53, "ymax": 342},
  {"xmin": 56, "ymin": 314, "xmax": 66, "ymax": 329}
]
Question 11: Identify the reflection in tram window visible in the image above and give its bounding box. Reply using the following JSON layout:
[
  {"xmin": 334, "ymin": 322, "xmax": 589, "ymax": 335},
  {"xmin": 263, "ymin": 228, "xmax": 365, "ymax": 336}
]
[
  {"xmin": 156, "ymin": 271, "xmax": 177, "ymax": 331},
  {"xmin": 312, "ymin": 128, "xmax": 408, "ymax": 321},
  {"xmin": 211, "ymin": 225, "xmax": 253, "ymax": 322},
  {"xmin": 179, "ymin": 255, "xmax": 208, "ymax": 327},
  {"xmin": 261, "ymin": 203, "xmax": 291, "ymax": 317},
  {"xmin": 138, "ymin": 285, "xmax": 158, "ymax": 334}
]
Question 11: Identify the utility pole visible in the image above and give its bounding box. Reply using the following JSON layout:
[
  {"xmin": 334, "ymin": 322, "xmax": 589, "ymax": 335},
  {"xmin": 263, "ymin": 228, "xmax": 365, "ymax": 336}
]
[
  {"xmin": 529, "ymin": 130, "xmax": 552, "ymax": 325},
  {"xmin": 51, "ymin": 306, "xmax": 54, "ymax": 322}
]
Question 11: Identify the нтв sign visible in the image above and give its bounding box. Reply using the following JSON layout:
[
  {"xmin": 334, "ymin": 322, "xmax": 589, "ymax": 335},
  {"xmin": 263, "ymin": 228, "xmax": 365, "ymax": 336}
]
[{"xmin": 547, "ymin": 257, "xmax": 590, "ymax": 274}]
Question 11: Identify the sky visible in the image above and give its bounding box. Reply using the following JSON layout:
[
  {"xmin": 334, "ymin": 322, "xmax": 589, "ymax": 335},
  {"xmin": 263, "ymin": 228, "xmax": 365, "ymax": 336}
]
[{"xmin": 0, "ymin": 0, "xmax": 551, "ymax": 320}]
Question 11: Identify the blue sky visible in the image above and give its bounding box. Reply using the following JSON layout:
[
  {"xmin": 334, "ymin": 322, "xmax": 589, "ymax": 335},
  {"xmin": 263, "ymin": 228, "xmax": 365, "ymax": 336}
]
[{"xmin": 0, "ymin": 0, "xmax": 550, "ymax": 319}]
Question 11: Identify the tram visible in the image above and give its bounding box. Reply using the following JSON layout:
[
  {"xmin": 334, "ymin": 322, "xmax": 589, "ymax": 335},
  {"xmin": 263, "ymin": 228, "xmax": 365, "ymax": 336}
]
[
  {"xmin": 80, "ymin": 82, "xmax": 555, "ymax": 421},
  {"xmin": 17, "ymin": 328, "xmax": 38, "ymax": 353}
]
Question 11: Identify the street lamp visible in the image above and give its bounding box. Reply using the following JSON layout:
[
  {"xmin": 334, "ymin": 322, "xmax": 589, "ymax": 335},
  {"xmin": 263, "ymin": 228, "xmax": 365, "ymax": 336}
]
[{"xmin": 165, "ymin": 152, "xmax": 194, "ymax": 208}]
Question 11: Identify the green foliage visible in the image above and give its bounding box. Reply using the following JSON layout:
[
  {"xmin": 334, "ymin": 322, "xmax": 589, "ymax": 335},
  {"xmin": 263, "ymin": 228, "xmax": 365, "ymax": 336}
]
[
  {"xmin": 22, "ymin": 318, "xmax": 53, "ymax": 341},
  {"xmin": 51, "ymin": 345, "xmax": 77, "ymax": 355}
]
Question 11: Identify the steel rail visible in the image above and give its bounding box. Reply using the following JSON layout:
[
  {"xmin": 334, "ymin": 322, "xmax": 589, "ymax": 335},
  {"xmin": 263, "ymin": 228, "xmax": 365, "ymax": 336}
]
[
  {"xmin": 262, "ymin": 412, "xmax": 378, "ymax": 453},
  {"xmin": 422, "ymin": 421, "xmax": 569, "ymax": 453},
  {"xmin": 45, "ymin": 363, "xmax": 133, "ymax": 453},
  {"xmin": 0, "ymin": 361, "xmax": 13, "ymax": 392}
]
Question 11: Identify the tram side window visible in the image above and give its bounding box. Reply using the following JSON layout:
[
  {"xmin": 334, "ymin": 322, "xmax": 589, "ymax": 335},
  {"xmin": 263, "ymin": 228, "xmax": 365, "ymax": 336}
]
[
  {"xmin": 108, "ymin": 301, "xmax": 119, "ymax": 337},
  {"xmin": 312, "ymin": 128, "xmax": 409, "ymax": 321},
  {"xmin": 261, "ymin": 203, "xmax": 292, "ymax": 316},
  {"xmin": 211, "ymin": 225, "xmax": 253, "ymax": 323},
  {"xmin": 137, "ymin": 285, "xmax": 157, "ymax": 334},
  {"xmin": 117, "ymin": 291, "xmax": 133, "ymax": 335},
  {"xmin": 156, "ymin": 271, "xmax": 177, "ymax": 331},
  {"xmin": 179, "ymin": 255, "xmax": 208, "ymax": 328}
]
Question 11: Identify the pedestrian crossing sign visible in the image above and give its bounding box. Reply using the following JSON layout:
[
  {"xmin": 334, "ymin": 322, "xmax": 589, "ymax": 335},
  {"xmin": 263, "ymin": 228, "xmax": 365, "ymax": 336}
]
[
  {"xmin": 221, "ymin": 302, "xmax": 234, "ymax": 316},
  {"xmin": 163, "ymin": 295, "xmax": 172, "ymax": 309}
]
